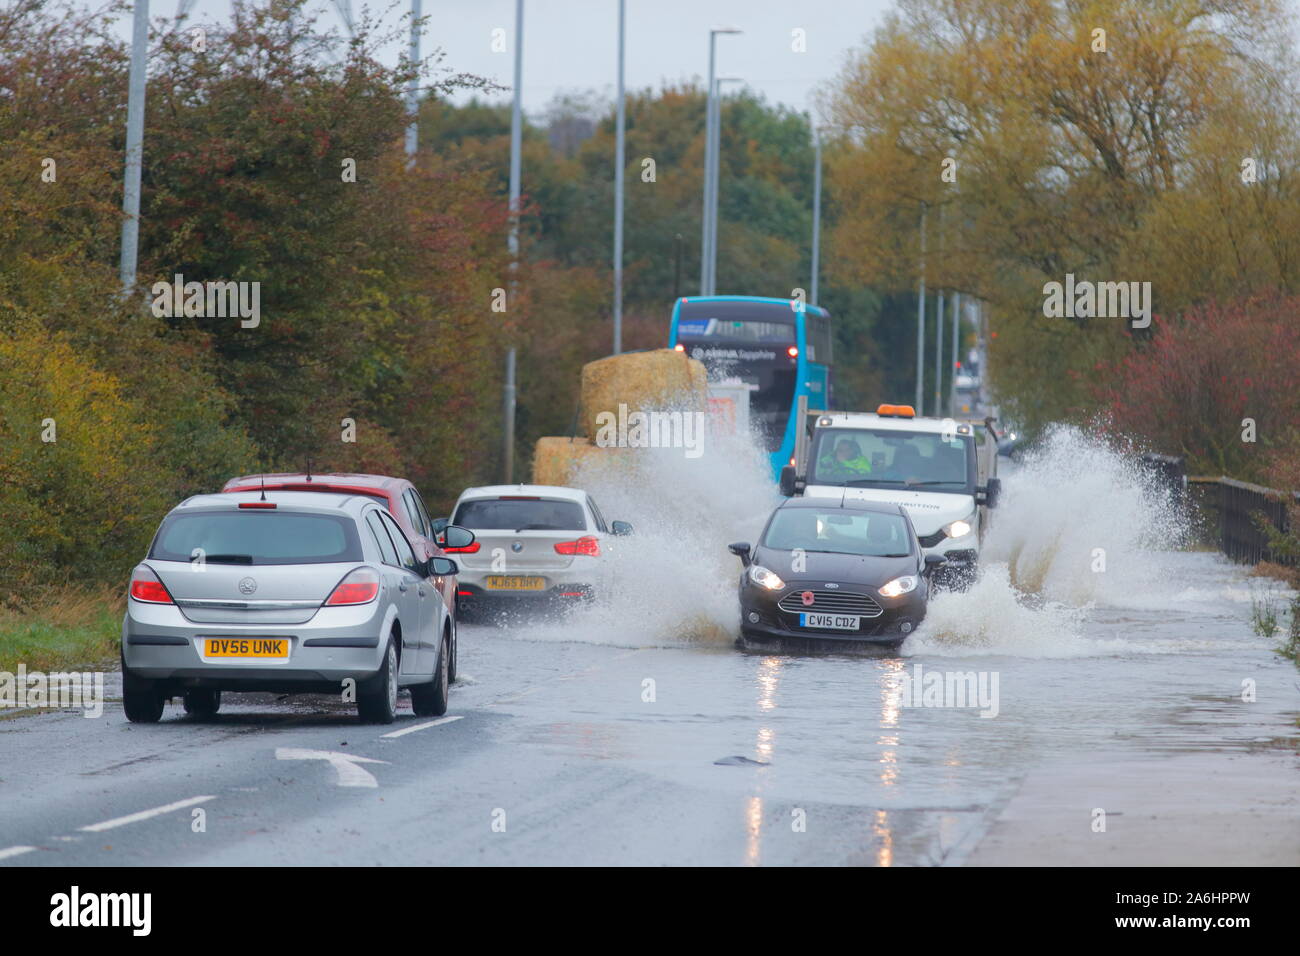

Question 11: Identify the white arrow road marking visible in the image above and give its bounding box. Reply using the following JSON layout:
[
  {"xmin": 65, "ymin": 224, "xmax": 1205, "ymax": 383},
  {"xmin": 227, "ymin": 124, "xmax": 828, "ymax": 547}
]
[
  {"xmin": 275, "ymin": 748, "xmax": 389, "ymax": 788},
  {"xmin": 0, "ymin": 846, "xmax": 36, "ymax": 861},
  {"xmin": 381, "ymin": 715, "xmax": 463, "ymax": 739},
  {"xmin": 79, "ymin": 795, "xmax": 216, "ymax": 833}
]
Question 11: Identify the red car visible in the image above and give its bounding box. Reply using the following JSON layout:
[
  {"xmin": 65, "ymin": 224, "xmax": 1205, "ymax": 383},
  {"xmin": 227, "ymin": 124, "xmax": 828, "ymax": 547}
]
[{"xmin": 220, "ymin": 474, "xmax": 475, "ymax": 674}]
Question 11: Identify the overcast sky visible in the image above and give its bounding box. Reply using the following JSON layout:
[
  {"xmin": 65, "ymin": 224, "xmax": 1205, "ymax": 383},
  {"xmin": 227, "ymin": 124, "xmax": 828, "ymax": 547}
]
[{"xmin": 114, "ymin": 0, "xmax": 893, "ymax": 118}]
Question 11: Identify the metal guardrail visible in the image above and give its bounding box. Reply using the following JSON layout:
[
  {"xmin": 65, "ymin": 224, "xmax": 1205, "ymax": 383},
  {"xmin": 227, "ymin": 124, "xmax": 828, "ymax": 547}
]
[{"xmin": 1187, "ymin": 476, "xmax": 1299, "ymax": 566}]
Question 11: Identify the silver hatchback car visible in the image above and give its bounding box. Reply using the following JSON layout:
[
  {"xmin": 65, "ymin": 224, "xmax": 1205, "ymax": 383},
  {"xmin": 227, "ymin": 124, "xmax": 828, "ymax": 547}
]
[{"xmin": 120, "ymin": 491, "xmax": 467, "ymax": 724}]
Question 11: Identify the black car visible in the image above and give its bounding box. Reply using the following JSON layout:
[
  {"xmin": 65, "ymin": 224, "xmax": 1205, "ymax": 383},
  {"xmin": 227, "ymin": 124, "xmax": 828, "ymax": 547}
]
[{"xmin": 728, "ymin": 498, "xmax": 943, "ymax": 648}]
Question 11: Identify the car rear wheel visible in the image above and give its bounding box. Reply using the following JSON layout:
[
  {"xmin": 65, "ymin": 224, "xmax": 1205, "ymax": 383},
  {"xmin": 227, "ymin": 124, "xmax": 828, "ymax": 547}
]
[
  {"xmin": 121, "ymin": 652, "xmax": 165, "ymax": 723},
  {"xmin": 123, "ymin": 686, "xmax": 165, "ymax": 723},
  {"xmin": 358, "ymin": 638, "xmax": 399, "ymax": 724},
  {"xmin": 410, "ymin": 631, "xmax": 450, "ymax": 717},
  {"xmin": 183, "ymin": 689, "xmax": 221, "ymax": 719}
]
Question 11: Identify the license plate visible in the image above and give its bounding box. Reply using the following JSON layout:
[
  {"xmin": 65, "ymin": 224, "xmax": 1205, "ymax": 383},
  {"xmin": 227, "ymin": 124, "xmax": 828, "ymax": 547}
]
[
  {"xmin": 204, "ymin": 638, "xmax": 289, "ymax": 658},
  {"xmin": 485, "ymin": 575, "xmax": 546, "ymax": 591},
  {"xmin": 798, "ymin": 612, "xmax": 860, "ymax": 631}
]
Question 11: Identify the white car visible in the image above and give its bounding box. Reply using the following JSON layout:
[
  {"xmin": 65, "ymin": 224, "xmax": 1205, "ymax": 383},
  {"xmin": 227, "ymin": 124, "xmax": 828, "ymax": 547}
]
[
  {"xmin": 782, "ymin": 404, "xmax": 1001, "ymax": 587},
  {"xmin": 437, "ymin": 485, "xmax": 633, "ymax": 617}
]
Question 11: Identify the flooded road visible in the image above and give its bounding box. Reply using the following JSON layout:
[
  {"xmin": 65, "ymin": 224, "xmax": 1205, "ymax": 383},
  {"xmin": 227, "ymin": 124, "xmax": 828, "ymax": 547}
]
[
  {"xmin": 444, "ymin": 548, "xmax": 1296, "ymax": 865},
  {"xmin": 1, "ymin": 429, "xmax": 1295, "ymax": 866}
]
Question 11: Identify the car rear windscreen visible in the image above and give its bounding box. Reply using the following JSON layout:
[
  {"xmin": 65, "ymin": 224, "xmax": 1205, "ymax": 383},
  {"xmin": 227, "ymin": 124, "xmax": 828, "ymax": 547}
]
[
  {"xmin": 453, "ymin": 498, "xmax": 587, "ymax": 532},
  {"xmin": 151, "ymin": 512, "xmax": 363, "ymax": 564}
]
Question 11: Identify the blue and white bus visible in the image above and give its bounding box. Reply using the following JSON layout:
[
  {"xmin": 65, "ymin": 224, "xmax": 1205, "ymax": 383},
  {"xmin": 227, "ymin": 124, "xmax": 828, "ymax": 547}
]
[{"xmin": 669, "ymin": 295, "xmax": 833, "ymax": 480}]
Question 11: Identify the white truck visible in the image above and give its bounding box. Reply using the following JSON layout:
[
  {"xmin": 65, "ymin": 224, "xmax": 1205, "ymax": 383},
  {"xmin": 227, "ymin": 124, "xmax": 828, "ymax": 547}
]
[{"xmin": 779, "ymin": 402, "xmax": 1002, "ymax": 587}]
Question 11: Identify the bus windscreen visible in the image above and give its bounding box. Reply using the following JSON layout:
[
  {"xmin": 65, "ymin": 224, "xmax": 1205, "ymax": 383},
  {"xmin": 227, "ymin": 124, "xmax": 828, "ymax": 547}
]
[{"xmin": 675, "ymin": 303, "xmax": 799, "ymax": 452}]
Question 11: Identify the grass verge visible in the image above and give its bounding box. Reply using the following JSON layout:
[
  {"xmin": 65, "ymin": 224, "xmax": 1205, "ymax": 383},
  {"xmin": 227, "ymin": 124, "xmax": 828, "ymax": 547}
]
[{"xmin": 0, "ymin": 588, "xmax": 122, "ymax": 674}]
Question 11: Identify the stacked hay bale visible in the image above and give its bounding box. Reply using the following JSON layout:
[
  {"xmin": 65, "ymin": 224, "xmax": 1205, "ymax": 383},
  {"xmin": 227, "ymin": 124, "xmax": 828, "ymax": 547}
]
[
  {"xmin": 532, "ymin": 436, "xmax": 602, "ymax": 487},
  {"xmin": 531, "ymin": 349, "xmax": 708, "ymax": 486}
]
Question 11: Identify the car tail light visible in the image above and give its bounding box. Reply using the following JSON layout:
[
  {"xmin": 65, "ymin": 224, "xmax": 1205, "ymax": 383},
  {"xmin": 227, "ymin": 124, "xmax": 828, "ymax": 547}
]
[
  {"xmin": 443, "ymin": 542, "xmax": 480, "ymax": 553},
  {"xmin": 554, "ymin": 536, "xmax": 600, "ymax": 557},
  {"xmin": 129, "ymin": 565, "xmax": 174, "ymax": 604},
  {"xmin": 325, "ymin": 567, "xmax": 380, "ymax": 606},
  {"xmin": 238, "ymin": 501, "xmax": 277, "ymax": 509}
]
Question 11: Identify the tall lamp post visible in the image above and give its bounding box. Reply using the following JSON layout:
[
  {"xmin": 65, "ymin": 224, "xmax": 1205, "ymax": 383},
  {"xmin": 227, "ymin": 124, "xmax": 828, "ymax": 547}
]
[
  {"xmin": 915, "ymin": 202, "xmax": 927, "ymax": 411},
  {"xmin": 705, "ymin": 74, "xmax": 741, "ymax": 295},
  {"xmin": 810, "ymin": 122, "xmax": 822, "ymax": 305},
  {"xmin": 405, "ymin": 0, "xmax": 421, "ymax": 166},
  {"xmin": 612, "ymin": 0, "xmax": 626, "ymax": 354},
  {"xmin": 119, "ymin": 0, "xmax": 150, "ymax": 295},
  {"xmin": 699, "ymin": 26, "xmax": 740, "ymax": 295},
  {"xmin": 504, "ymin": 0, "xmax": 524, "ymax": 483}
]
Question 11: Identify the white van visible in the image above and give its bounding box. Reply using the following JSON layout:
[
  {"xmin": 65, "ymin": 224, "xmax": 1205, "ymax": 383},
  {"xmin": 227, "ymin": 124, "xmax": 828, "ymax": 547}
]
[{"xmin": 780, "ymin": 404, "xmax": 1001, "ymax": 586}]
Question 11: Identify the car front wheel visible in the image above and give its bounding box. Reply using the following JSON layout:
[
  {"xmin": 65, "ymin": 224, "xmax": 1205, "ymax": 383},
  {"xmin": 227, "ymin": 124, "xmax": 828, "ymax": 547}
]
[{"xmin": 410, "ymin": 631, "xmax": 450, "ymax": 717}]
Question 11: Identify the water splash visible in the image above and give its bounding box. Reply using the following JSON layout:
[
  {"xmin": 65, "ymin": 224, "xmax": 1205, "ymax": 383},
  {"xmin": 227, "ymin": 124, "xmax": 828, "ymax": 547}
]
[
  {"xmin": 546, "ymin": 418, "xmax": 778, "ymax": 645},
  {"xmin": 911, "ymin": 425, "xmax": 1197, "ymax": 656}
]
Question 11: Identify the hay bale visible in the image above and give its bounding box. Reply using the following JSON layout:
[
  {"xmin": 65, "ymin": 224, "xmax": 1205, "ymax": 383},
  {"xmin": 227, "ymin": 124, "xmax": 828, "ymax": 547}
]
[
  {"xmin": 532, "ymin": 436, "xmax": 602, "ymax": 487},
  {"xmin": 579, "ymin": 349, "xmax": 707, "ymax": 442}
]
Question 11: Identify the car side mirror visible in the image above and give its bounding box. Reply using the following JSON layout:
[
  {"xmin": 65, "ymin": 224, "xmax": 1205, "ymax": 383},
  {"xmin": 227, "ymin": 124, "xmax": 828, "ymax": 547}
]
[
  {"xmin": 431, "ymin": 517, "xmax": 450, "ymax": 544},
  {"xmin": 779, "ymin": 465, "xmax": 797, "ymax": 498},
  {"xmin": 924, "ymin": 553, "xmax": 946, "ymax": 568},
  {"xmin": 610, "ymin": 520, "xmax": 633, "ymax": 536},
  {"xmin": 977, "ymin": 477, "xmax": 1002, "ymax": 509},
  {"xmin": 728, "ymin": 542, "xmax": 752, "ymax": 566},
  {"xmin": 427, "ymin": 556, "xmax": 459, "ymax": 577},
  {"xmin": 442, "ymin": 526, "xmax": 475, "ymax": 550}
]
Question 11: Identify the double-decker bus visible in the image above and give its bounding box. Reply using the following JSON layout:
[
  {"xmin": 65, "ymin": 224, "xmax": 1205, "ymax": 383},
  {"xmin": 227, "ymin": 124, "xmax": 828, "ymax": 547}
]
[{"xmin": 669, "ymin": 295, "xmax": 833, "ymax": 480}]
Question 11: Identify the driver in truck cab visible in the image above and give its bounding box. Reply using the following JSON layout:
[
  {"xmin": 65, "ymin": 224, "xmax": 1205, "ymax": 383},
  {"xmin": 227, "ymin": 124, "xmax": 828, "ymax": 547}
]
[{"xmin": 819, "ymin": 438, "xmax": 873, "ymax": 478}]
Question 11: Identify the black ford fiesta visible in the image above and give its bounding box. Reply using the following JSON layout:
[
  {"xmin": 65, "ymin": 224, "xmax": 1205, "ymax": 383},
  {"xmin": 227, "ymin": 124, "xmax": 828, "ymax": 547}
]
[{"xmin": 729, "ymin": 498, "xmax": 943, "ymax": 648}]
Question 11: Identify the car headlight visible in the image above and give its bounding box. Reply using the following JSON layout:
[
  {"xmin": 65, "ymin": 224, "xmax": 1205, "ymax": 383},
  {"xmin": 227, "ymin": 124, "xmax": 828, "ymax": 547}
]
[
  {"xmin": 943, "ymin": 512, "xmax": 976, "ymax": 539},
  {"xmin": 748, "ymin": 565, "xmax": 785, "ymax": 590},
  {"xmin": 878, "ymin": 575, "xmax": 918, "ymax": 598}
]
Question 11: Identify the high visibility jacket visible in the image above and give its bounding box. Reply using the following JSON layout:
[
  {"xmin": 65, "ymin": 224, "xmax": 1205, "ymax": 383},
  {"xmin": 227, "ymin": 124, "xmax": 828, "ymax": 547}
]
[{"xmin": 818, "ymin": 453, "xmax": 872, "ymax": 476}]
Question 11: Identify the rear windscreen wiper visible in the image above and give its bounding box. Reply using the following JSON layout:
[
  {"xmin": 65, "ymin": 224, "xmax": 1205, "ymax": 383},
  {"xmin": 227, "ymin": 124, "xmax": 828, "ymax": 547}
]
[{"xmin": 203, "ymin": 554, "xmax": 254, "ymax": 564}]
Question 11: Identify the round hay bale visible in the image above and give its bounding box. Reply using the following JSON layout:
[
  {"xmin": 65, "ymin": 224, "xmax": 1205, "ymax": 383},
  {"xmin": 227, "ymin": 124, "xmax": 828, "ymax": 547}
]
[{"xmin": 579, "ymin": 349, "xmax": 707, "ymax": 442}]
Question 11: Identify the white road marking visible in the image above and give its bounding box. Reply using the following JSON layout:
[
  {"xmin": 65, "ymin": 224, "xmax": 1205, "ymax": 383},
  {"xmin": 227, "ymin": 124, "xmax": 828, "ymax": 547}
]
[
  {"xmin": 275, "ymin": 748, "xmax": 389, "ymax": 788},
  {"xmin": 79, "ymin": 795, "xmax": 216, "ymax": 833},
  {"xmin": 0, "ymin": 846, "xmax": 36, "ymax": 861},
  {"xmin": 381, "ymin": 715, "xmax": 463, "ymax": 739}
]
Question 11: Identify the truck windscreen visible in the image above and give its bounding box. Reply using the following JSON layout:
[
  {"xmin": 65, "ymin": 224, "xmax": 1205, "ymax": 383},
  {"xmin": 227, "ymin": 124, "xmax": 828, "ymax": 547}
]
[{"xmin": 810, "ymin": 429, "xmax": 973, "ymax": 492}]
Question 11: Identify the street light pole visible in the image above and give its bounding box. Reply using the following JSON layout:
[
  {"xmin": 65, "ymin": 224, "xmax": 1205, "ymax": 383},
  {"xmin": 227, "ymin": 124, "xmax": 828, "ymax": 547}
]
[
  {"xmin": 504, "ymin": 0, "xmax": 524, "ymax": 484},
  {"xmin": 950, "ymin": 292, "xmax": 961, "ymax": 416},
  {"xmin": 613, "ymin": 0, "xmax": 625, "ymax": 355},
  {"xmin": 810, "ymin": 122, "xmax": 822, "ymax": 305},
  {"xmin": 119, "ymin": 0, "xmax": 150, "ymax": 296},
  {"xmin": 706, "ymin": 75, "xmax": 741, "ymax": 295},
  {"xmin": 404, "ymin": 0, "xmax": 421, "ymax": 166},
  {"xmin": 915, "ymin": 202, "xmax": 926, "ymax": 411},
  {"xmin": 699, "ymin": 27, "xmax": 739, "ymax": 296}
]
